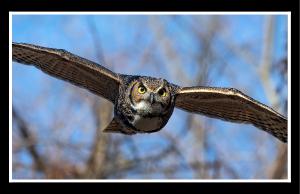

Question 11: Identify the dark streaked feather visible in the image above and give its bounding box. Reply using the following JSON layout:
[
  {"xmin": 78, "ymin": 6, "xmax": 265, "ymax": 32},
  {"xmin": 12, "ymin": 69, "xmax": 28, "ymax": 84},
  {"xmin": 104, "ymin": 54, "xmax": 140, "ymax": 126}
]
[
  {"xmin": 12, "ymin": 42, "xmax": 121, "ymax": 102},
  {"xmin": 103, "ymin": 117, "xmax": 136, "ymax": 135},
  {"xmin": 175, "ymin": 86, "xmax": 287, "ymax": 142}
]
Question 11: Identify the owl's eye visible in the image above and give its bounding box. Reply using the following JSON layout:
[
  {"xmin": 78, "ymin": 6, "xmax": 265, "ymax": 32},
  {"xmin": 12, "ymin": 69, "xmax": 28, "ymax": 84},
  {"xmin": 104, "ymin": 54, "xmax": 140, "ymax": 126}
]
[
  {"xmin": 158, "ymin": 88, "xmax": 167, "ymax": 97},
  {"xmin": 137, "ymin": 86, "xmax": 147, "ymax": 94}
]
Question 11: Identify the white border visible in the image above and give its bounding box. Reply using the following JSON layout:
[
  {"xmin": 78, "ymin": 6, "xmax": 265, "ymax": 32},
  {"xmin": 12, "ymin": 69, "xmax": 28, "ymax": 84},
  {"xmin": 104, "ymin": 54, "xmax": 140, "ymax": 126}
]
[
  {"xmin": 9, "ymin": 12, "xmax": 291, "ymax": 183},
  {"xmin": 9, "ymin": 13, "xmax": 13, "ymax": 182},
  {"xmin": 10, "ymin": 11, "xmax": 289, "ymax": 15}
]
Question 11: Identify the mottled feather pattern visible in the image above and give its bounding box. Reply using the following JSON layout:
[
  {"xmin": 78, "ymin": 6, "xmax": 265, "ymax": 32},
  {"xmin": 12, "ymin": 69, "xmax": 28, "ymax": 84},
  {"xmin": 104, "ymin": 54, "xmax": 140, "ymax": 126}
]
[
  {"xmin": 114, "ymin": 75, "xmax": 176, "ymax": 134},
  {"xmin": 175, "ymin": 87, "xmax": 287, "ymax": 142},
  {"xmin": 12, "ymin": 42, "xmax": 120, "ymax": 102},
  {"xmin": 103, "ymin": 117, "xmax": 136, "ymax": 135}
]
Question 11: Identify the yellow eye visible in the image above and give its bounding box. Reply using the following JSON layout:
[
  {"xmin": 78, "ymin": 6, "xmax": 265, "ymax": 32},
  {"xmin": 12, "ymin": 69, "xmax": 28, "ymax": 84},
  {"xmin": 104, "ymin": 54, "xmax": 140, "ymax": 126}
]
[
  {"xmin": 158, "ymin": 88, "xmax": 167, "ymax": 97},
  {"xmin": 138, "ymin": 86, "xmax": 146, "ymax": 94}
]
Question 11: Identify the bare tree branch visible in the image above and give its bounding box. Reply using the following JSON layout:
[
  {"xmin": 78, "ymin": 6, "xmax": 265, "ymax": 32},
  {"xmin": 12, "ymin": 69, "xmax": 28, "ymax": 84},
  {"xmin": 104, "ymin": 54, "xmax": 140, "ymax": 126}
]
[{"xmin": 12, "ymin": 106, "xmax": 46, "ymax": 173}]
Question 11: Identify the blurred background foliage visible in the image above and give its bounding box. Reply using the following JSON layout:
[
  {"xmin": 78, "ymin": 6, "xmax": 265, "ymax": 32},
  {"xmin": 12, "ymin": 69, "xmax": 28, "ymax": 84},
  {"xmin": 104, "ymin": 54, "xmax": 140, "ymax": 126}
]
[{"xmin": 12, "ymin": 14, "xmax": 288, "ymax": 179}]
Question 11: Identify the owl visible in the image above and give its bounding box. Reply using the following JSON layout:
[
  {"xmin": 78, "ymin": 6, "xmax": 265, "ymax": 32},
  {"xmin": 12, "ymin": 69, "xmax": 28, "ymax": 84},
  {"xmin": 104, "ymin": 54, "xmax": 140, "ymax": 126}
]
[{"xmin": 12, "ymin": 42, "xmax": 288, "ymax": 142}]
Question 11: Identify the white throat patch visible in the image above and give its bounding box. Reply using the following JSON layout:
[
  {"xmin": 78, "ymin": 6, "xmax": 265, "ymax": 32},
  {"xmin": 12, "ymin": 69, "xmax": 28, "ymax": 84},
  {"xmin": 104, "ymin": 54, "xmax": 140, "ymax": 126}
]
[
  {"xmin": 130, "ymin": 101, "xmax": 163, "ymax": 131},
  {"xmin": 132, "ymin": 101, "xmax": 149, "ymax": 111}
]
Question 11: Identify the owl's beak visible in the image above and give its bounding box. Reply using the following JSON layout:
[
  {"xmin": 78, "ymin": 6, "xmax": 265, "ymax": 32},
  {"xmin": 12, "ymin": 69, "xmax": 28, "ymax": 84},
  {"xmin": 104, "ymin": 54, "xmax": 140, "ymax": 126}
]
[{"xmin": 149, "ymin": 93, "xmax": 155, "ymax": 104}]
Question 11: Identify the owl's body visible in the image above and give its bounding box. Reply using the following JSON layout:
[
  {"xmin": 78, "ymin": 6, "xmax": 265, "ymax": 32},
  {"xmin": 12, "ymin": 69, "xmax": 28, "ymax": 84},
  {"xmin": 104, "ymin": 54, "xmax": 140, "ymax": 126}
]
[
  {"xmin": 12, "ymin": 42, "xmax": 288, "ymax": 142},
  {"xmin": 112, "ymin": 75, "xmax": 178, "ymax": 134}
]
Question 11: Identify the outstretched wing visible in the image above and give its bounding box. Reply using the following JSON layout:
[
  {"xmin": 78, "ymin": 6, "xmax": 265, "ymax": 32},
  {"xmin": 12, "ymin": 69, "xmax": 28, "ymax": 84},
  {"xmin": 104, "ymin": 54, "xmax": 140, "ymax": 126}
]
[
  {"xmin": 12, "ymin": 42, "xmax": 121, "ymax": 102},
  {"xmin": 175, "ymin": 86, "xmax": 287, "ymax": 142}
]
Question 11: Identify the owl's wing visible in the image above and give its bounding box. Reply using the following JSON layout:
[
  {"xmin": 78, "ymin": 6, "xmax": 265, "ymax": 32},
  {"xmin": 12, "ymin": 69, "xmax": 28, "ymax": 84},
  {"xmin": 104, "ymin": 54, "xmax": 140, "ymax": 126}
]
[
  {"xmin": 12, "ymin": 42, "xmax": 121, "ymax": 103},
  {"xmin": 174, "ymin": 86, "xmax": 287, "ymax": 142}
]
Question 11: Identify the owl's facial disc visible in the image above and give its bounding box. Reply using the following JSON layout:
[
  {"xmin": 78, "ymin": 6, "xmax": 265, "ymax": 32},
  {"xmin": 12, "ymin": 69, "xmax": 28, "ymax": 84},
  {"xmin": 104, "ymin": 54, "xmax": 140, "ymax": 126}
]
[{"xmin": 130, "ymin": 80, "xmax": 171, "ymax": 115}]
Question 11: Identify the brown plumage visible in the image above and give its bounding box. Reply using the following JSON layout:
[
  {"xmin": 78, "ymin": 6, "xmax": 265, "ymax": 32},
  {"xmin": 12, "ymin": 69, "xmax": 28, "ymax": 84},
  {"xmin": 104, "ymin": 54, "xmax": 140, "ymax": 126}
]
[
  {"xmin": 12, "ymin": 42, "xmax": 121, "ymax": 102},
  {"xmin": 12, "ymin": 42, "xmax": 287, "ymax": 143},
  {"xmin": 175, "ymin": 87, "xmax": 287, "ymax": 142}
]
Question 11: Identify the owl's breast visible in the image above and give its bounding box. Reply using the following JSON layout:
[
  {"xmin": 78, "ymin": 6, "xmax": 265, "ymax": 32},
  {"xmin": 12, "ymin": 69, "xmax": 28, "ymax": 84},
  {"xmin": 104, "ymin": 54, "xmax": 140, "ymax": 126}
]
[{"xmin": 131, "ymin": 115, "xmax": 164, "ymax": 132}]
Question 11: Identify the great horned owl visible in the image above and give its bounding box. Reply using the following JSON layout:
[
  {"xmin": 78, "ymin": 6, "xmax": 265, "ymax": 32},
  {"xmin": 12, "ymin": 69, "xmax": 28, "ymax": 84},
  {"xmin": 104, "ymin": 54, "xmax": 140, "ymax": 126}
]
[{"xmin": 12, "ymin": 42, "xmax": 288, "ymax": 142}]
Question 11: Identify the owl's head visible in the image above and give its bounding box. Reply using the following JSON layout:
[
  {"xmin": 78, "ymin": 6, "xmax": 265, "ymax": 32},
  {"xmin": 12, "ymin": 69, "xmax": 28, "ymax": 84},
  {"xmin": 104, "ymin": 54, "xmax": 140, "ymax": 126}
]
[{"xmin": 129, "ymin": 77, "xmax": 172, "ymax": 115}]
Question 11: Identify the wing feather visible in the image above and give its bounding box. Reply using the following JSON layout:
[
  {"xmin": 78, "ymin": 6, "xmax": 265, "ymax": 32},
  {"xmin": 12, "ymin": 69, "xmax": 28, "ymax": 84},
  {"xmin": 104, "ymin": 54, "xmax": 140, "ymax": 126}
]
[
  {"xmin": 12, "ymin": 42, "xmax": 121, "ymax": 102},
  {"xmin": 175, "ymin": 86, "xmax": 287, "ymax": 142}
]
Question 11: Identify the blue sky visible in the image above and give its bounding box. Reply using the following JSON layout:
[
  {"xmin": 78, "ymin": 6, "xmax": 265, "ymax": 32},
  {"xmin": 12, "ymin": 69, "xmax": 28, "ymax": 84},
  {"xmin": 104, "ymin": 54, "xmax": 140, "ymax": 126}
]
[{"xmin": 11, "ymin": 14, "xmax": 288, "ymax": 179}]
